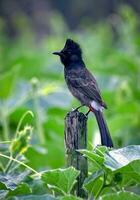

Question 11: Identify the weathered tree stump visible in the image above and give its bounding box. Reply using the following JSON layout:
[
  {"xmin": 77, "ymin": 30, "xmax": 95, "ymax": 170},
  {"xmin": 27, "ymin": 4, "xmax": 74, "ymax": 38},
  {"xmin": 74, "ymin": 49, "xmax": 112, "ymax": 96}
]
[{"xmin": 65, "ymin": 110, "xmax": 88, "ymax": 198}]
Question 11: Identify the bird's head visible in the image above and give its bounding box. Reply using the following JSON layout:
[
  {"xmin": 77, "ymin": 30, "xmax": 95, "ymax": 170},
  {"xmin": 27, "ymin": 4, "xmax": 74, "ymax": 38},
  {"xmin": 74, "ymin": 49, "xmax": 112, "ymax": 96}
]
[{"xmin": 53, "ymin": 39, "xmax": 82, "ymax": 66}]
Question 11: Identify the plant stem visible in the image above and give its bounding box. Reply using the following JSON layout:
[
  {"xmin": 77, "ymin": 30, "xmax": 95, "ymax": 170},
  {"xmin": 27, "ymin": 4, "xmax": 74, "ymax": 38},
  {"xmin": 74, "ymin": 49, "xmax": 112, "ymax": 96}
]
[
  {"xmin": 5, "ymin": 157, "xmax": 14, "ymax": 173},
  {"xmin": 31, "ymin": 79, "xmax": 45, "ymax": 144},
  {"xmin": 1, "ymin": 111, "xmax": 9, "ymax": 141},
  {"xmin": 0, "ymin": 153, "xmax": 40, "ymax": 176},
  {"xmin": 33, "ymin": 96, "xmax": 45, "ymax": 144},
  {"xmin": 15, "ymin": 110, "xmax": 34, "ymax": 137}
]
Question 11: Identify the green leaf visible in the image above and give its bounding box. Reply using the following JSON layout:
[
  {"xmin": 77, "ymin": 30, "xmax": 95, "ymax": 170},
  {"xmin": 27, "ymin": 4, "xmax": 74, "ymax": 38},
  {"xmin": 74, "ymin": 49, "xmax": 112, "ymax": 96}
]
[
  {"xmin": 84, "ymin": 170, "xmax": 104, "ymax": 197},
  {"xmin": 95, "ymin": 146, "xmax": 108, "ymax": 157},
  {"xmin": 31, "ymin": 178, "xmax": 47, "ymax": 195},
  {"xmin": 84, "ymin": 170, "xmax": 103, "ymax": 187},
  {"xmin": 104, "ymin": 145, "xmax": 140, "ymax": 186},
  {"xmin": 116, "ymin": 160, "xmax": 140, "ymax": 185},
  {"xmin": 47, "ymin": 185, "xmax": 65, "ymax": 195},
  {"xmin": 7, "ymin": 183, "xmax": 31, "ymax": 197},
  {"xmin": 0, "ymin": 170, "xmax": 29, "ymax": 190},
  {"xmin": 104, "ymin": 145, "xmax": 140, "ymax": 171},
  {"xmin": 58, "ymin": 195, "xmax": 82, "ymax": 200},
  {"xmin": 101, "ymin": 191, "xmax": 140, "ymax": 200},
  {"xmin": 0, "ymin": 190, "xmax": 9, "ymax": 200},
  {"xmin": 41, "ymin": 167, "xmax": 80, "ymax": 194},
  {"xmin": 8, "ymin": 194, "xmax": 56, "ymax": 200},
  {"xmin": 79, "ymin": 149, "xmax": 104, "ymax": 165}
]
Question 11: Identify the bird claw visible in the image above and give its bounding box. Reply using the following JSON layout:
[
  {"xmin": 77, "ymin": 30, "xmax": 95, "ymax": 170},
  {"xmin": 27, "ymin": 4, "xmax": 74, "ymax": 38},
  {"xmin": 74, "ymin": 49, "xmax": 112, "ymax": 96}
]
[
  {"xmin": 85, "ymin": 109, "xmax": 91, "ymax": 117},
  {"xmin": 72, "ymin": 108, "xmax": 79, "ymax": 112},
  {"xmin": 72, "ymin": 105, "xmax": 84, "ymax": 112}
]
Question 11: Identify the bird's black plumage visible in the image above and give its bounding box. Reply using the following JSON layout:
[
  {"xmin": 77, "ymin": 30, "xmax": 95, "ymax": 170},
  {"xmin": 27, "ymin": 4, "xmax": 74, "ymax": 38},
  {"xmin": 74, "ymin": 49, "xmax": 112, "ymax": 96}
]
[{"xmin": 53, "ymin": 39, "xmax": 113, "ymax": 147}]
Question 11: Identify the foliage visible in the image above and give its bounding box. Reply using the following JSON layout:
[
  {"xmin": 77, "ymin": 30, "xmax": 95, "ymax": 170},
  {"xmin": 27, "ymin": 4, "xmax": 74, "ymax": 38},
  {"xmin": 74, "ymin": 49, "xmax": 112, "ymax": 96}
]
[
  {"xmin": 0, "ymin": 114, "xmax": 81, "ymax": 199},
  {"xmin": 79, "ymin": 145, "xmax": 140, "ymax": 199},
  {"xmin": 0, "ymin": 130, "xmax": 140, "ymax": 199},
  {"xmin": 41, "ymin": 167, "xmax": 80, "ymax": 195},
  {"xmin": 0, "ymin": 5, "xmax": 140, "ymax": 200}
]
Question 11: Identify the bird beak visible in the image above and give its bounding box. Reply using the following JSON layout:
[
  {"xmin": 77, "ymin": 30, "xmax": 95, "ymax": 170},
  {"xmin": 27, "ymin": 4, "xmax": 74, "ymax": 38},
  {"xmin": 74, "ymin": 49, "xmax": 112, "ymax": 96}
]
[{"xmin": 53, "ymin": 51, "xmax": 63, "ymax": 56}]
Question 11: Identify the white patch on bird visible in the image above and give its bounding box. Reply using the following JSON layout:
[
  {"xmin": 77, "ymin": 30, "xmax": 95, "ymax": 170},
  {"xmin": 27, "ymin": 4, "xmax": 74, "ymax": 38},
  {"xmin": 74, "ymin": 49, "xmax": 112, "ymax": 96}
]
[{"xmin": 91, "ymin": 100, "xmax": 104, "ymax": 112}]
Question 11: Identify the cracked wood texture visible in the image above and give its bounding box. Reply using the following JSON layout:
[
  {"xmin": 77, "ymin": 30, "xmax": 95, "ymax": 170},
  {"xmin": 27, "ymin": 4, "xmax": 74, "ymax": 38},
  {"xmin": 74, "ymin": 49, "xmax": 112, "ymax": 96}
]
[{"xmin": 65, "ymin": 110, "xmax": 88, "ymax": 198}]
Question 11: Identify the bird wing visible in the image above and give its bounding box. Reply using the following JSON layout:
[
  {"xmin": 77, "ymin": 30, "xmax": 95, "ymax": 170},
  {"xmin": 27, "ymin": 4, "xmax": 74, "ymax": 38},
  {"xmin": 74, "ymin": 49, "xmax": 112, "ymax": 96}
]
[{"xmin": 66, "ymin": 68, "xmax": 105, "ymax": 106}]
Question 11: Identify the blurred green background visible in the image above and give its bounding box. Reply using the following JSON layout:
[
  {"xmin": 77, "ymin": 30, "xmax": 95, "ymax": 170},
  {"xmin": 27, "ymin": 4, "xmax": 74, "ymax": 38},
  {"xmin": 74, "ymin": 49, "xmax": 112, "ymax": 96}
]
[{"xmin": 0, "ymin": 0, "xmax": 140, "ymax": 171}]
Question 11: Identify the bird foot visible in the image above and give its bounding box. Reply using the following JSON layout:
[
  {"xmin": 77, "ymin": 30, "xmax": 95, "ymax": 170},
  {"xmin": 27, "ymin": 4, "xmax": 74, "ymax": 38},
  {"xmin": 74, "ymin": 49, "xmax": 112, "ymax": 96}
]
[
  {"xmin": 72, "ymin": 105, "xmax": 85, "ymax": 112},
  {"xmin": 85, "ymin": 109, "xmax": 91, "ymax": 117},
  {"xmin": 72, "ymin": 108, "xmax": 80, "ymax": 112}
]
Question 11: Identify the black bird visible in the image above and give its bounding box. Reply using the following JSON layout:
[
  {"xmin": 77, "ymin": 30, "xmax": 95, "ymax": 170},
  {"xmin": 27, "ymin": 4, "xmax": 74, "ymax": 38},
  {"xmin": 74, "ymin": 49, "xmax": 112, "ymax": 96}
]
[{"xmin": 53, "ymin": 39, "xmax": 113, "ymax": 147}]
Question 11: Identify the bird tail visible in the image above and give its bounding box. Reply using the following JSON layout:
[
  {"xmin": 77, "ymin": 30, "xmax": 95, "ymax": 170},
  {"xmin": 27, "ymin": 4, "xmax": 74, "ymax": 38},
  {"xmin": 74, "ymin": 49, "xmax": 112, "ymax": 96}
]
[{"xmin": 93, "ymin": 111, "xmax": 113, "ymax": 147}]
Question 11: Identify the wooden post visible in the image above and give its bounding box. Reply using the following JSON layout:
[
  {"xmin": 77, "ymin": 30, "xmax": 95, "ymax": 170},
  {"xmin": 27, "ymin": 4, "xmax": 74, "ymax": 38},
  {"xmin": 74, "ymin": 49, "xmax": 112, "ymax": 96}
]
[{"xmin": 65, "ymin": 110, "xmax": 88, "ymax": 198}]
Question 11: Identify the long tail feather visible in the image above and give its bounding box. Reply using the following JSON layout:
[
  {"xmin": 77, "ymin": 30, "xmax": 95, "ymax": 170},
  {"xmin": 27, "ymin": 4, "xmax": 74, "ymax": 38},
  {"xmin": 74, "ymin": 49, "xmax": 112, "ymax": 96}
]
[{"xmin": 93, "ymin": 111, "xmax": 113, "ymax": 147}]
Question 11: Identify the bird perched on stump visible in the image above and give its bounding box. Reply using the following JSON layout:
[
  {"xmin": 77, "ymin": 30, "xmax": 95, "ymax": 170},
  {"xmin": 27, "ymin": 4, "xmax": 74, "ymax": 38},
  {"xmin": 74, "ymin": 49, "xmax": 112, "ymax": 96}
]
[{"xmin": 53, "ymin": 39, "xmax": 113, "ymax": 147}]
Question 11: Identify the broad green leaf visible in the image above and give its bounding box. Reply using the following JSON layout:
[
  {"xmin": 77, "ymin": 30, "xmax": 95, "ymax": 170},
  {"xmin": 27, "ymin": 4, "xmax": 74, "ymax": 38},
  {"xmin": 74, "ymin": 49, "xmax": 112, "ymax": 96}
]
[
  {"xmin": 90, "ymin": 178, "xmax": 103, "ymax": 198},
  {"xmin": 84, "ymin": 170, "xmax": 104, "ymax": 197},
  {"xmin": 47, "ymin": 185, "xmax": 65, "ymax": 195},
  {"xmin": 115, "ymin": 160, "xmax": 140, "ymax": 185},
  {"xmin": 104, "ymin": 145, "xmax": 140, "ymax": 171},
  {"xmin": 101, "ymin": 191, "xmax": 140, "ymax": 200},
  {"xmin": 31, "ymin": 178, "xmax": 47, "ymax": 195},
  {"xmin": 0, "ymin": 190, "xmax": 9, "ymax": 200},
  {"xmin": 58, "ymin": 195, "xmax": 82, "ymax": 200},
  {"xmin": 79, "ymin": 149, "xmax": 104, "ymax": 165},
  {"xmin": 104, "ymin": 145, "xmax": 140, "ymax": 186},
  {"xmin": 7, "ymin": 183, "xmax": 31, "ymax": 197},
  {"xmin": 101, "ymin": 186, "xmax": 115, "ymax": 196},
  {"xmin": 84, "ymin": 170, "xmax": 103, "ymax": 187},
  {"xmin": 41, "ymin": 167, "xmax": 80, "ymax": 194},
  {"xmin": 8, "ymin": 194, "xmax": 56, "ymax": 200},
  {"xmin": 0, "ymin": 170, "xmax": 29, "ymax": 190}
]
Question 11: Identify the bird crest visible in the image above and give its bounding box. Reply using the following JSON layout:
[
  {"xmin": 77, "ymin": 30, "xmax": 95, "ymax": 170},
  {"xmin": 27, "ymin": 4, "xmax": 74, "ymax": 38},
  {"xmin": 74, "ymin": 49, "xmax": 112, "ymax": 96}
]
[{"xmin": 63, "ymin": 39, "xmax": 82, "ymax": 54}]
